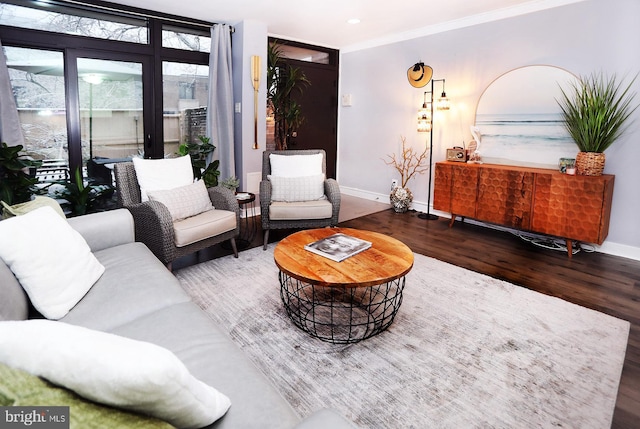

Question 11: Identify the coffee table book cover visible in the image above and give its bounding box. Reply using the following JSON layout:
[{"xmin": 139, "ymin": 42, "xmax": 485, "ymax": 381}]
[{"xmin": 304, "ymin": 233, "xmax": 372, "ymax": 262}]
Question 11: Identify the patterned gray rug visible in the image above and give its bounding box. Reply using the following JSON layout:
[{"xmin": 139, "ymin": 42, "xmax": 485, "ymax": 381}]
[{"xmin": 175, "ymin": 246, "xmax": 629, "ymax": 429}]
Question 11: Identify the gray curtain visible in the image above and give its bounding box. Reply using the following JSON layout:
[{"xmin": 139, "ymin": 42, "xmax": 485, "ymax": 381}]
[
  {"xmin": 207, "ymin": 24, "xmax": 235, "ymax": 181},
  {"xmin": 0, "ymin": 38, "xmax": 25, "ymax": 146}
]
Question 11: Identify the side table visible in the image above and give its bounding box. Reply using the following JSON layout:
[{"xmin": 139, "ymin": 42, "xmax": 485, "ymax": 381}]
[{"xmin": 236, "ymin": 192, "xmax": 257, "ymax": 249}]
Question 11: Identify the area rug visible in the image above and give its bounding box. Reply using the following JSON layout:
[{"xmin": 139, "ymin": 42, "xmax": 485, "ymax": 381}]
[{"xmin": 175, "ymin": 246, "xmax": 630, "ymax": 429}]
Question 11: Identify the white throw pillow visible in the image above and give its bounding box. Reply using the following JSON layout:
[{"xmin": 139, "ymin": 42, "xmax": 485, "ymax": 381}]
[
  {"xmin": 147, "ymin": 180, "xmax": 214, "ymax": 221},
  {"xmin": 132, "ymin": 156, "xmax": 194, "ymax": 201},
  {"xmin": 0, "ymin": 206, "xmax": 104, "ymax": 320},
  {"xmin": 268, "ymin": 174, "xmax": 325, "ymax": 202},
  {"xmin": 0, "ymin": 320, "xmax": 231, "ymax": 428},
  {"xmin": 269, "ymin": 153, "xmax": 323, "ymax": 177}
]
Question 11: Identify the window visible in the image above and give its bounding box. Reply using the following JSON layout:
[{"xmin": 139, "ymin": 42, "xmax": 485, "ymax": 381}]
[
  {"xmin": 0, "ymin": 1, "xmax": 148, "ymax": 43},
  {"xmin": 0, "ymin": 0, "xmax": 214, "ymax": 183},
  {"xmin": 5, "ymin": 47, "xmax": 69, "ymax": 181},
  {"xmin": 163, "ymin": 61, "xmax": 209, "ymax": 155},
  {"xmin": 162, "ymin": 25, "xmax": 210, "ymax": 52}
]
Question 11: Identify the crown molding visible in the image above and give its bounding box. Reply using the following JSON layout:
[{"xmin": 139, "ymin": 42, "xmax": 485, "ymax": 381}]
[{"xmin": 341, "ymin": 0, "xmax": 586, "ymax": 53}]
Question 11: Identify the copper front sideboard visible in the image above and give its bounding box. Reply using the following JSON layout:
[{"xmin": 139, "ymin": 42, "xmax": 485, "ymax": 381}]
[{"xmin": 433, "ymin": 161, "xmax": 614, "ymax": 257}]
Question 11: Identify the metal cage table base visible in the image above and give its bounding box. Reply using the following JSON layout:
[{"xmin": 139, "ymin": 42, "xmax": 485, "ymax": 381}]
[{"xmin": 279, "ymin": 272, "xmax": 405, "ymax": 344}]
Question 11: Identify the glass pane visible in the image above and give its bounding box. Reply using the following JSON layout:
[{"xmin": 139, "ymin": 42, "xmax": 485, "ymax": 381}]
[
  {"xmin": 0, "ymin": 2, "xmax": 148, "ymax": 43},
  {"xmin": 162, "ymin": 27, "xmax": 211, "ymax": 53},
  {"xmin": 77, "ymin": 58, "xmax": 143, "ymax": 183},
  {"xmin": 274, "ymin": 44, "xmax": 329, "ymax": 64},
  {"xmin": 4, "ymin": 46, "xmax": 69, "ymax": 183},
  {"xmin": 162, "ymin": 61, "xmax": 209, "ymax": 156}
]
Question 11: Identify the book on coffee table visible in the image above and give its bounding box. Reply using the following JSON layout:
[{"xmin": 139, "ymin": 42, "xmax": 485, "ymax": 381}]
[{"xmin": 304, "ymin": 233, "xmax": 372, "ymax": 262}]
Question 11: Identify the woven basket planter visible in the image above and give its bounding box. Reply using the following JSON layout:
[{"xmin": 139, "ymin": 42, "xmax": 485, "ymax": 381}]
[{"xmin": 576, "ymin": 152, "xmax": 605, "ymax": 176}]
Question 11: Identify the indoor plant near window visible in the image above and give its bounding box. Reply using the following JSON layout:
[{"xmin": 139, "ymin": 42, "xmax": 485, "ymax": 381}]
[
  {"xmin": 557, "ymin": 72, "xmax": 638, "ymax": 176},
  {"xmin": 177, "ymin": 135, "xmax": 220, "ymax": 187},
  {"xmin": 0, "ymin": 142, "xmax": 42, "ymax": 207},
  {"xmin": 384, "ymin": 136, "xmax": 430, "ymax": 213},
  {"xmin": 267, "ymin": 42, "xmax": 310, "ymax": 150}
]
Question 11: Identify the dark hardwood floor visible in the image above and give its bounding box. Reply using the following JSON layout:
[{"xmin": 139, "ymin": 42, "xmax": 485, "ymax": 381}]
[{"xmin": 174, "ymin": 208, "xmax": 640, "ymax": 429}]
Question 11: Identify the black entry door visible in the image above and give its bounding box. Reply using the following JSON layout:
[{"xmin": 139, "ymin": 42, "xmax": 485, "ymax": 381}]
[{"xmin": 287, "ymin": 61, "xmax": 339, "ymax": 178}]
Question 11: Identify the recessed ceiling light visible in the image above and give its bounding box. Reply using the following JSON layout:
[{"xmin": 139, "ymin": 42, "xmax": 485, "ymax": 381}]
[{"xmin": 347, "ymin": 18, "xmax": 361, "ymax": 25}]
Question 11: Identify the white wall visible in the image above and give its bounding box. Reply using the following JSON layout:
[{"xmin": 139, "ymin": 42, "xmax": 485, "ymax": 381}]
[
  {"xmin": 338, "ymin": 0, "xmax": 640, "ymax": 259},
  {"xmin": 231, "ymin": 20, "xmax": 267, "ymax": 194}
]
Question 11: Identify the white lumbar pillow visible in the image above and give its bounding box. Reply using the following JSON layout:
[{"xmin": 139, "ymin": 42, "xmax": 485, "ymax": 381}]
[
  {"xmin": 132, "ymin": 156, "xmax": 194, "ymax": 201},
  {"xmin": 269, "ymin": 153, "xmax": 323, "ymax": 177},
  {"xmin": 0, "ymin": 206, "xmax": 104, "ymax": 320},
  {"xmin": 0, "ymin": 320, "xmax": 231, "ymax": 428},
  {"xmin": 147, "ymin": 180, "xmax": 214, "ymax": 221},
  {"xmin": 268, "ymin": 174, "xmax": 325, "ymax": 202}
]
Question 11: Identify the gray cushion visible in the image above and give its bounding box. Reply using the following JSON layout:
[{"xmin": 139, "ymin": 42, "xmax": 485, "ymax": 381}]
[
  {"xmin": 109, "ymin": 302, "xmax": 300, "ymax": 429},
  {"xmin": 60, "ymin": 242, "xmax": 190, "ymax": 331},
  {"xmin": 269, "ymin": 200, "xmax": 333, "ymax": 220},
  {"xmin": 0, "ymin": 259, "xmax": 28, "ymax": 321}
]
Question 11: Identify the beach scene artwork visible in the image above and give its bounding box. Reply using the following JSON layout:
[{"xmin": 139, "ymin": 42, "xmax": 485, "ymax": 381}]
[{"xmin": 474, "ymin": 66, "xmax": 580, "ymax": 169}]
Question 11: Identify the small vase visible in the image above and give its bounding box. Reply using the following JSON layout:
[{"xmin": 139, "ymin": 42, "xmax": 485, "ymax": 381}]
[
  {"xmin": 576, "ymin": 152, "xmax": 605, "ymax": 176},
  {"xmin": 390, "ymin": 187, "xmax": 413, "ymax": 213}
]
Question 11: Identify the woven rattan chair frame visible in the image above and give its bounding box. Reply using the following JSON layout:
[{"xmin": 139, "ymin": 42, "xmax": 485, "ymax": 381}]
[
  {"xmin": 114, "ymin": 162, "xmax": 240, "ymax": 269},
  {"xmin": 260, "ymin": 150, "xmax": 341, "ymax": 250}
]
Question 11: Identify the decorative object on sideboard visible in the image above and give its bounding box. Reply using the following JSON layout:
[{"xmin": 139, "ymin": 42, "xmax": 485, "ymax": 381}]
[
  {"xmin": 557, "ymin": 72, "xmax": 638, "ymax": 176},
  {"xmin": 410, "ymin": 62, "xmax": 450, "ymax": 220},
  {"xmin": 446, "ymin": 147, "xmax": 467, "ymax": 162},
  {"xmin": 384, "ymin": 136, "xmax": 429, "ymax": 213},
  {"xmin": 558, "ymin": 158, "xmax": 576, "ymax": 174},
  {"xmin": 467, "ymin": 126, "xmax": 483, "ymax": 164}
]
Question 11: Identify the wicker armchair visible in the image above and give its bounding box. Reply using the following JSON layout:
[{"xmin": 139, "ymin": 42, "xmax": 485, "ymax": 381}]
[
  {"xmin": 260, "ymin": 149, "xmax": 340, "ymax": 249},
  {"xmin": 114, "ymin": 162, "xmax": 239, "ymax": 270}
]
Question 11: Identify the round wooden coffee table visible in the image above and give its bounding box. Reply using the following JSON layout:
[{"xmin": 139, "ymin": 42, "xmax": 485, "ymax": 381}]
[{"xmin": 274, "ymin": 228, "xmax": 414, "ymax": 344}]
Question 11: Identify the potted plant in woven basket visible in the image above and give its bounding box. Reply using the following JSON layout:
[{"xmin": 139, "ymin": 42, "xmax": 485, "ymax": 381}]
[{"xmin": 557, "ymin": 72, "xmax": 638, "ymax": 176}]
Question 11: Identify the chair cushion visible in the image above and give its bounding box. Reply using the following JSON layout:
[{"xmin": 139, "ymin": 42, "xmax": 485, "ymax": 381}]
[
  {"xmin": 173, "ymin": 209, "xmax": 237, "ymax": 247},
  {"xmin": 269, "ymin": 153, "xmax": 323, "ymax": 177},
  {"xmin": 147, "ymin": 180, "xmax": 213, "ymax": 221},
  {"xmin": 132, "ymin": 156, "xmax": 193, "ymax": 201},
  {"xmin": 268, "ymin": 174, "xmax": 325, "ymax": 202},
  {"xmin": 269, "ymin": 200, "xmax": 333, "ymax": 220}
]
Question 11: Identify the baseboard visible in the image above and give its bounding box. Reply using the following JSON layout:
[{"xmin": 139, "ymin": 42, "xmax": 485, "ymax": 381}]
[{"xmin": 339, "ymin": 186, "xmax": 640, "ymax": 262}]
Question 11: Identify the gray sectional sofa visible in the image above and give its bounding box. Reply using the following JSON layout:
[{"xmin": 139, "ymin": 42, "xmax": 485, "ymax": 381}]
[{"xmin": 0, "ymin": 208, "xmax": 352, "ymax": 428}]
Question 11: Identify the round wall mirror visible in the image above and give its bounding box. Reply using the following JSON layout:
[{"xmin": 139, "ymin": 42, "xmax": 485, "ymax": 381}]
[{"xmin": 474, "ymin": 65, "xmax": 579, "ymax": 169}]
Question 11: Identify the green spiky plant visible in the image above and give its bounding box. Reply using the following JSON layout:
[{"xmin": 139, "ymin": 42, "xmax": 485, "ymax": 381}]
[
  {"xmin": 53, "ymin": 167, "xmax": 113, "ymax": 216},
  {"xmin": 557, "ymin": 72, "xmax": 638, "ymax": 153}
]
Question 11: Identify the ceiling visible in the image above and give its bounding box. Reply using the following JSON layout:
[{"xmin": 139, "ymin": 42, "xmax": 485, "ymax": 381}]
[{"xmin": 109, "ymin": 0, "xmax": 581, "ymax": 50}]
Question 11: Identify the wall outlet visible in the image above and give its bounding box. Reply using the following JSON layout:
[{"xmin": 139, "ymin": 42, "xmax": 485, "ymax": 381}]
[{"xmin": 391, "ymin": 179, "xmax": 398, "ymax": 191}]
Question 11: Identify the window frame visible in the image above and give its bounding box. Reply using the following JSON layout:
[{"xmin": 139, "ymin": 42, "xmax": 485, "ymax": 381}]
[{"xmin": 0, "ymin": 0, "xmax": 215, "ymax": 174}]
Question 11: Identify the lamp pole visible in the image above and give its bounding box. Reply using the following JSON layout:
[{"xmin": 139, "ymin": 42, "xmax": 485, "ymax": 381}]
[{"xmin": 418, "ymin": 78, "xmax": 444, "ymax": 221}]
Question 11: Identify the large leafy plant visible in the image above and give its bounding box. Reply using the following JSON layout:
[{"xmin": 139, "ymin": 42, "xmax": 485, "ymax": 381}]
[
  {"xmin": 557, "ymin": 73, "xmax": 638, "ymax": 153},
  {"xmin": 267, "ymin": 42, "xmax": 310, "ymax": 150},
  {"xmin": 178, "ymin": 135, "xmax": 220, "ymax": 187},
  {"xmin": 0, "ymin": 142, "xmax": 42, "ymax": 206}
]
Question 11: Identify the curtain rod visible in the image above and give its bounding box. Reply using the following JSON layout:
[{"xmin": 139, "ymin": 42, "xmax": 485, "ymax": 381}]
[{"xmin": 57, "ymin": 0, "xmax": 234, "ymax": 32}]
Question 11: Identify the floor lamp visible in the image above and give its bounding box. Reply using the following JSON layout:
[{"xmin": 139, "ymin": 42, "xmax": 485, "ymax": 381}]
[{"xmin": 416, "ymin": 77, "xmax": 449, "ymax": 220}]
